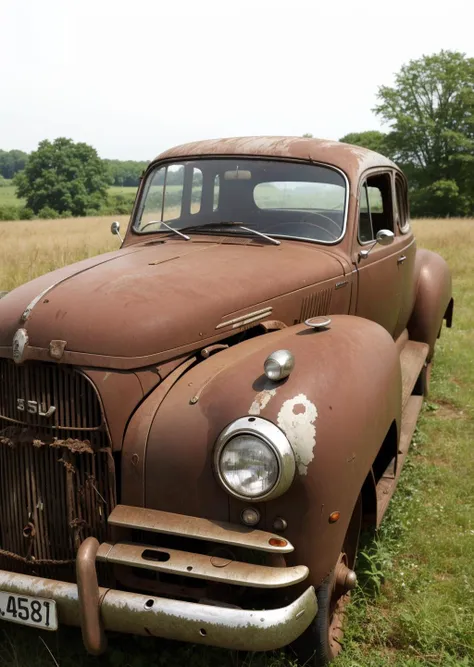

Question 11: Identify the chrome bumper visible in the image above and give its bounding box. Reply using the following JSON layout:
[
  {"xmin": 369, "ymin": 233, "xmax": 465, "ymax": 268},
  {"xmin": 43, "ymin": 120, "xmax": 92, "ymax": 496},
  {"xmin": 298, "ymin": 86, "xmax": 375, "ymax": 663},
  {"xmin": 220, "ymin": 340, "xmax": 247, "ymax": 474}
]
[{"xmin": 0, "ymin": 506, "xmax": 318, "ymax": 654}]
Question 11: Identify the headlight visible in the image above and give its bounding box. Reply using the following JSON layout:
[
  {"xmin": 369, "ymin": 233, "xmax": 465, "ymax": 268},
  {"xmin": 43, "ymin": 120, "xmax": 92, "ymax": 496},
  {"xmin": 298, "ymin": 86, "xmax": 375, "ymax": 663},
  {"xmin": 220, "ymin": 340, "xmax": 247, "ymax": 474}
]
[
  {"xmin": 220, "ymin": 434, "xmax": 278, "ymax": 498},
  {"xmin": 214, "ymin": 416, "xmax": 296, "ymax": 502}
]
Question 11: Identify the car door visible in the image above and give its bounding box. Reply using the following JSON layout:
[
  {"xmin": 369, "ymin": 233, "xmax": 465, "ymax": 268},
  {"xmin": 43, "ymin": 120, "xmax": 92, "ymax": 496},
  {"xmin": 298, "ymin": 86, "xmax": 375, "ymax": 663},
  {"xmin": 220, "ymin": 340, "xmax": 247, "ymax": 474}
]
[{"xmin": 353, "ymin": 170, "xmax": 407, "ymax": 337}]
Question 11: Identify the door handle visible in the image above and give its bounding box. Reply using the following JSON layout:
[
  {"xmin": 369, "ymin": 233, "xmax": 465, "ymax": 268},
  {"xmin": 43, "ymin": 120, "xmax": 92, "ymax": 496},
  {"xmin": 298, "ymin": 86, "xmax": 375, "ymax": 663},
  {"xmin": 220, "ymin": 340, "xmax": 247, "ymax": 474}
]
[{"xmin": 397, "ymin": 255, "xmax": 407, "ymax": 264}]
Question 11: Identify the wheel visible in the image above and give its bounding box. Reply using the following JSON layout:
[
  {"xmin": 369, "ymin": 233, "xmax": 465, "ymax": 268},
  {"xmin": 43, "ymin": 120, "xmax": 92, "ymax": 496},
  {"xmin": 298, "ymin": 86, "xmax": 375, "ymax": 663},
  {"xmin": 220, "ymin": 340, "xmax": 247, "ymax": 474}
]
[{"xmin": 293, "ymin": 497, "xmax": 362, "ymax": 666}]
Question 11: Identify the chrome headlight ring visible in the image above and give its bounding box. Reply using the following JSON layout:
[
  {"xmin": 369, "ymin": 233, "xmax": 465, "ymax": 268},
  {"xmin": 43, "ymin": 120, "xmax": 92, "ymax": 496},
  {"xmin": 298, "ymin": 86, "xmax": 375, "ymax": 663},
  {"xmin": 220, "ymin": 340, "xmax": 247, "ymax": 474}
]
[{"xmin": 214, "ymin": 416, "xmax": 296, "ymax": 502}]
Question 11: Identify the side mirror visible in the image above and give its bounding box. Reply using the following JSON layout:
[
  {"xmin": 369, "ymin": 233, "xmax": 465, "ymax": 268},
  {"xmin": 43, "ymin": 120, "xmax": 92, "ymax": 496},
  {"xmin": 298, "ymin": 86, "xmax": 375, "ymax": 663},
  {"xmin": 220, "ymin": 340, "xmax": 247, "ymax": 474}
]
[
  {"xmin": 111, "ymin": 221, "xmax": 123, "ymax": 243},
  {"xmin": 376, "ymin": 229, "xmax": 395, "ymax": 246},
  {"xmin": 359, "ymin": 228, "xmax": 395, "ymax": 260}
]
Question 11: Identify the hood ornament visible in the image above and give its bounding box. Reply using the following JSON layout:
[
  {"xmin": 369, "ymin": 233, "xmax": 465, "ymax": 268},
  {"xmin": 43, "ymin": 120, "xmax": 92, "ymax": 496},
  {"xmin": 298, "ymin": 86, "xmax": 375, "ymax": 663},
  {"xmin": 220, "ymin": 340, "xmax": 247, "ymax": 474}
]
[{"xmin": 12, "ymin": 328, "xmax": 29, "ymax": 364}]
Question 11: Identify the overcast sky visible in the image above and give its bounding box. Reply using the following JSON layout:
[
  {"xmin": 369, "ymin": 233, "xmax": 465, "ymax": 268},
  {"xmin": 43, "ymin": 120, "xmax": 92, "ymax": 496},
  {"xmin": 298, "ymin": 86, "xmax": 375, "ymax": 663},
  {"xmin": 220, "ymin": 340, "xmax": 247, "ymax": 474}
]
[{"xmin": 1, "ymin": 0, "xmax": 473, "ymax": 160}]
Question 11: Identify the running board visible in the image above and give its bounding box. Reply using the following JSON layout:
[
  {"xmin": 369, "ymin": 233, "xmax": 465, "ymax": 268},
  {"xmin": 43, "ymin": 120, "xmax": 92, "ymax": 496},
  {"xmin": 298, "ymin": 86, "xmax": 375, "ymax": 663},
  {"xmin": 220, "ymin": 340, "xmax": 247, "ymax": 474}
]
[
  {"xmin": 400, "ymin": 340, "xmax": 429, "ymax": 409},
  {"xmin": 375, "ymin": 339, "xmax": 428, "ymax": 525},
  {"xmin": 376, "ymin": 394, "xmax": 423, "ymax": 525}
]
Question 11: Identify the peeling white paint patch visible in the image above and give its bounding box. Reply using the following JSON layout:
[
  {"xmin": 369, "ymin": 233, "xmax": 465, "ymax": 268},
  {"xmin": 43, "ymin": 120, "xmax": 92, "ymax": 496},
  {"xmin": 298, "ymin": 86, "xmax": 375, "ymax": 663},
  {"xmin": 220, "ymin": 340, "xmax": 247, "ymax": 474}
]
[
  {"xmin": 277, "ymin": 394, "xmax": 318, "ymax": 475},
  {"xmin": 249, "ymin": 389, "xmax": 276, "ymax": 415}
]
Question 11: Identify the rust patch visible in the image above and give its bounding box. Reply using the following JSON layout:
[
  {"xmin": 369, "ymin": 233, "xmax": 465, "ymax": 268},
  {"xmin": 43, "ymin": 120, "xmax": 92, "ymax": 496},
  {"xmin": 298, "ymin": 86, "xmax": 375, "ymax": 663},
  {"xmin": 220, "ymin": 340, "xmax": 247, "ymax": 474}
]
[{"xmin": 292, "ymin": 403, "xmax": 306, "ymax": 415}]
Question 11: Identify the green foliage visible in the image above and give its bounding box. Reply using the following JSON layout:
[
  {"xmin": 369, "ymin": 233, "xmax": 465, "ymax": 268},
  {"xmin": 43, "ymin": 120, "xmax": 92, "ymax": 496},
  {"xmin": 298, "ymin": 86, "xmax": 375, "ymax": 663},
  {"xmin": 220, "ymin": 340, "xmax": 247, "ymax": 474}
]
[
  {"xmin": 14, "ymin": 138, "xmax": 109, "ymax": 216},
  {"xmin": 0, "ymin": 149, "xmax": 28, "ymax": 179},
  {"xmin": 375, "ymin": 50, "xmax": 474, "ymax": 216},
  {"xmin": 0, "ymin": 205, "xmax": 22, "ymax": 221},
  {"xmin": 104, "ymin": 159, "xmax": 148, "ymax": 186},
  {"xmin": 339, "ymin": 130, "xmax": 391, "ymax": 157},
  {"xmin": 38, "ymin": 206, "xmax": 60, "ymax": 219}
]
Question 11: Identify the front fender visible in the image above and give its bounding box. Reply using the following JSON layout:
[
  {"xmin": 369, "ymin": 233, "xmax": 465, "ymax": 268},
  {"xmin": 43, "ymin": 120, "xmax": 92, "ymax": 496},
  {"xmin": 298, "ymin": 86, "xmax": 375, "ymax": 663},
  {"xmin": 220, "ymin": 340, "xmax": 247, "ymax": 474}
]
[{"xmin": 138, "ymin": 315, "xmax": 401, "ymax": 587}]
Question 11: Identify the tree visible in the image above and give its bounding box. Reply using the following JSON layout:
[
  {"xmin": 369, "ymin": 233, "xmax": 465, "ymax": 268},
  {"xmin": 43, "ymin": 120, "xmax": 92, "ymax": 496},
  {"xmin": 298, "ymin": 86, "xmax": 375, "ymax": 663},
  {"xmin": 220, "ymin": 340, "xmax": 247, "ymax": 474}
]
[
  {"xmin": 0, "ymin": 149, "xmax": 28, "ymax": 179},
  {"xmin": 339, "ymin": 131, "xmax": 391, "ymax": 157},
  {"xmin": 375, "ymin": 50, "xmax": 474, "ymax": 216},
  {"xmin": 14, "ymin": 138, "xmax": 109, "ymax": 216}
]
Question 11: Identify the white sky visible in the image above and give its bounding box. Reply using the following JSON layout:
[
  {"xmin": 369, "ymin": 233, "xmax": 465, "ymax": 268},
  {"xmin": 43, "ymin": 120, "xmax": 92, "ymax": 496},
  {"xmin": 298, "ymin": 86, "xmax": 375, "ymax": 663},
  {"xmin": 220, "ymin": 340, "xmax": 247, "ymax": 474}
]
[{"xmin": 1, "ymin": 0, "xmax": 473, "ymax": 160}]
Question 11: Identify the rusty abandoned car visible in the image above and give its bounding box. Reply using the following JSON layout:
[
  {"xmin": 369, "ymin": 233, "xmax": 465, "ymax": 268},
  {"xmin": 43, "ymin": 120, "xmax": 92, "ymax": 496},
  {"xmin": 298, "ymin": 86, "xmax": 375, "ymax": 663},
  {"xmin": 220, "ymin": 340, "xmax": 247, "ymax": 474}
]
[{"xmin": 0, "ymin": 137, "xmax": 453, "ymax": 665}]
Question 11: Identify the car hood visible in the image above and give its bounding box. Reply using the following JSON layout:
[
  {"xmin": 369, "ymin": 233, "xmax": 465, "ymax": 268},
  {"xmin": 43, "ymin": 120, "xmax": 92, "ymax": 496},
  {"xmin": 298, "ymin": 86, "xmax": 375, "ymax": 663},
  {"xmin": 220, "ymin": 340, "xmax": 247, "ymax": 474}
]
[{"xmin": 0, "ymin": 238, "xmax": 345, "ymax": 369}]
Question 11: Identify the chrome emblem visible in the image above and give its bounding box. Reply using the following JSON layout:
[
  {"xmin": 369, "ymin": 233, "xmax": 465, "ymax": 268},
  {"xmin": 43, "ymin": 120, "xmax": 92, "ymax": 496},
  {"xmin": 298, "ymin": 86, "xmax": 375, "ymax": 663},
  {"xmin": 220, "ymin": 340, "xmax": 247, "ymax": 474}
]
[
  {"xmin": 16, "ymin": 399, "xmax": 56, "ymax": 418},
  {"xmin": 12, "ymin": 328, "xmax": 28, "ymax": 364}
]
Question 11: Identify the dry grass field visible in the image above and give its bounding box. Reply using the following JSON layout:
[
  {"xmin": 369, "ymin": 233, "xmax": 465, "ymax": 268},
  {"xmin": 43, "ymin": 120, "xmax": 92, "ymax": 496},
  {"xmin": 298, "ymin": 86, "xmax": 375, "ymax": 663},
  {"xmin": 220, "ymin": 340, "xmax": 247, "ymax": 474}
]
[{"xmin": 0, "ymin": 215, "xmax": 472, "ymax": 667}]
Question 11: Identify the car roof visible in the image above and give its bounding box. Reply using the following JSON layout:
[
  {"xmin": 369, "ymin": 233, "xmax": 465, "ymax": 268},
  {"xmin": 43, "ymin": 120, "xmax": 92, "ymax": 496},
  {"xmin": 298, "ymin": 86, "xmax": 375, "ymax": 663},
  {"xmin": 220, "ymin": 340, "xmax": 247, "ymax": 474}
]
[{"xmin": 154, "ymin": 136, "xmax": 398, "ymax": 182}]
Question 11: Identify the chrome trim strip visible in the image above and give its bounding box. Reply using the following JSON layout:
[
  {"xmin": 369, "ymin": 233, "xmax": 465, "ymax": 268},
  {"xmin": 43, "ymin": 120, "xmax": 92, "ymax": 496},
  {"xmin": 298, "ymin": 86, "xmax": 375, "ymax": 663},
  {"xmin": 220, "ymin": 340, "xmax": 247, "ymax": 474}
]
[
  {"xmin": 97, "ymin": 541, "xmax": 309, "ymax": 588},
  {"xmin": 108, "ymin": 505, "xmax": 294, "ymax": 553},
  {"xmin": 21, "ymin": 284, "xmax": 56, "ymax": 322},
  {"xmin": 216, "ymin": 307, "xmax": 272, "ymax": 330}
]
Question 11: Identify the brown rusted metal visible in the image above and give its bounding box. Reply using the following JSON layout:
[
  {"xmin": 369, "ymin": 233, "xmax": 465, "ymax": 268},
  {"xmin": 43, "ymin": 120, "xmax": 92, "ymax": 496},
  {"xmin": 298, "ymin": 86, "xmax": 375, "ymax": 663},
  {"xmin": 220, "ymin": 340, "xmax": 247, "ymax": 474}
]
[
  {"xmin": 76, "ymin": 537, "xmax": 107, "ymax": 655},
  {"xmin": 0, "ymin": 410, "xmax": 116, "ymax": 578},
  {"xmin": 0, "ymin": 136, "xmax": 453, "ymax": 657}
]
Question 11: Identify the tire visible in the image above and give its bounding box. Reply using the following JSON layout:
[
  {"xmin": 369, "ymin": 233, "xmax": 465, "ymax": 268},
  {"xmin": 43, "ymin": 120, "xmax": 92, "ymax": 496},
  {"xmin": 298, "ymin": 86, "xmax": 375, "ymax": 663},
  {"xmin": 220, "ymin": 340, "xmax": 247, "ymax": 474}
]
[{"xmin": 293, "ymin": 497, "xmax": 362, "ymax": 666}]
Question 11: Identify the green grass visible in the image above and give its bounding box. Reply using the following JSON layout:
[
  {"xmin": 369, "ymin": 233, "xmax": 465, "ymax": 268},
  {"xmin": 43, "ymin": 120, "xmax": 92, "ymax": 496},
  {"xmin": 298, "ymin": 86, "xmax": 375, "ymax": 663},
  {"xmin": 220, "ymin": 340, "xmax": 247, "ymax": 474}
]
[
  {"xmin": 108, "ymin": 186, "xmax": 137, "ymax": 201},
  {"xmin": 0, "ymin": 183, "xmax": 137, "ymax": 211},
  {"xmin": 0, "ymin": 219, "xmax": 472, "ymax": 666},
  {"xmin": 0, "ymin": 182, "xmax": 25, "ymax": 207}
]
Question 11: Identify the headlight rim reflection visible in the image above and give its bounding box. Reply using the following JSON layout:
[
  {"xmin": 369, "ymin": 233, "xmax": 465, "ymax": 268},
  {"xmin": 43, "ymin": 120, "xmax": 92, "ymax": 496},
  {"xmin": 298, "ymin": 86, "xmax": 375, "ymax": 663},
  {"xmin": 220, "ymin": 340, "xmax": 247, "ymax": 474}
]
[{"xmin": 213, "ymin": 416, "xmax": 296, "ymax": 503}]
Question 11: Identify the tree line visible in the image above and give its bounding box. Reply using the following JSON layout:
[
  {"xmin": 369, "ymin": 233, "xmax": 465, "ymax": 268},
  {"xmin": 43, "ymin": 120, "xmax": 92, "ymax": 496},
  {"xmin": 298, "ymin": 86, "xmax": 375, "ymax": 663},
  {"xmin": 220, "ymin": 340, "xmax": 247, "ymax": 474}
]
[{"xmin": 0, "ymin": 150, "xmax": 148, "ymax": 187}]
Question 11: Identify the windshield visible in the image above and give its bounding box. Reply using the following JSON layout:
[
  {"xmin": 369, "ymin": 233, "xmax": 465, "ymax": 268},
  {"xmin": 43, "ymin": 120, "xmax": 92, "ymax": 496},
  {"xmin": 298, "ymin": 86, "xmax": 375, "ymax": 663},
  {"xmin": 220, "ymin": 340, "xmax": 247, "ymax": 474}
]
[{"xmin": 133, "ymin": 159, "xmax": 347, "ymax": 243}]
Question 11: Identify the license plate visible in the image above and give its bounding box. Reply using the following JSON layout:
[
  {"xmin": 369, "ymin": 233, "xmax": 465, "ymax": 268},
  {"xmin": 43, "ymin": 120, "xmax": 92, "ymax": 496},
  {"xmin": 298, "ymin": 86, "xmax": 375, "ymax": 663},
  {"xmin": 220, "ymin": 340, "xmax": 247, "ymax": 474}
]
[{"xmin": 0, "ymin": 592, "xmax": 57, "ymax": 630}]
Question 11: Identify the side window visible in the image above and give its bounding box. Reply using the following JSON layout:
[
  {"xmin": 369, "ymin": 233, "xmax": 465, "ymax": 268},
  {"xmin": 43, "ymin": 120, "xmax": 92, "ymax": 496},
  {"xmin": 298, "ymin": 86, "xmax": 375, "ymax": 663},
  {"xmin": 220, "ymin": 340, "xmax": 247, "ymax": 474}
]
[
  {"xmin": 358, "ymin": 172, "xmax": 394, "ymax": 243},
  {"xmin": 395, "ymin": 175, "xmax": 410, "ymax": 233}
]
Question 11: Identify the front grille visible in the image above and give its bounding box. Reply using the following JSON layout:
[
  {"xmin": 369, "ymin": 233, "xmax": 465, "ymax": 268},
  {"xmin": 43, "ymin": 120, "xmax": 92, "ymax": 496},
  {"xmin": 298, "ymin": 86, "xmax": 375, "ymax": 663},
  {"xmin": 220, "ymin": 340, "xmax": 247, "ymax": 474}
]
[{"xmin": 0, "ymin": 360, "xmax": 116, "ymax": 578}]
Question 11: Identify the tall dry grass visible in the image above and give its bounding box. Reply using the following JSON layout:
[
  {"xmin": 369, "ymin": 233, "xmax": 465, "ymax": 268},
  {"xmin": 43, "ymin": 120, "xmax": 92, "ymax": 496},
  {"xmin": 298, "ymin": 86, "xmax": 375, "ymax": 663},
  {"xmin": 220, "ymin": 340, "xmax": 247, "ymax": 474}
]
[
  {"xmin": 0, "ymin": 214, "xmax": 472, "ymax": 293},
  {"xmin": 0, "ymin": 215, "xmax": 129, "ymax": 291}
]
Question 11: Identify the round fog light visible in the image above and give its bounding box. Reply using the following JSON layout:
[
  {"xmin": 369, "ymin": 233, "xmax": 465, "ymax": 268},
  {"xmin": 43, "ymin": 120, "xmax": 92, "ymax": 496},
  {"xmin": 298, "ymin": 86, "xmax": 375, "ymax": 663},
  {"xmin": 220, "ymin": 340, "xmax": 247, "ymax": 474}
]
[
  {"xmin": 273, "ymin": 517, "xmax": 288, "ymax": 532},
  {"xmin": 264, "ymin": 350, "xmax": 295, "ymax": 381},
  {"xmin": 241, "ymin": 507, "xmax": 261, "ymax": 526}
]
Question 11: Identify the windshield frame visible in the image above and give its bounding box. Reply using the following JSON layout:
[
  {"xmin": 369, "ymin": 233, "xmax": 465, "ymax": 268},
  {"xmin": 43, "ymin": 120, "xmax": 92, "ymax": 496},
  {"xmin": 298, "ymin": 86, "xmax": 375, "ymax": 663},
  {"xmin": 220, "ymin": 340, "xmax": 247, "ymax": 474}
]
[{"xmin": 131, "ymin": 156, "xmax": 350, "ymax": 246}]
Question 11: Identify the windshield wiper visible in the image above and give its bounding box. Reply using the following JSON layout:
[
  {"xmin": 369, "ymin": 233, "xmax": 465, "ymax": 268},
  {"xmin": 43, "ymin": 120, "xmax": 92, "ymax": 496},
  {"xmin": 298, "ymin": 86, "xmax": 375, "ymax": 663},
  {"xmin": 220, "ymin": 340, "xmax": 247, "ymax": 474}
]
[
  {"xmin": 140, "ymin": 220, "xmax": 191, "ymax": 240},
  {"xmin": 180, "ymin": 221, "xmax": 281, "ymax": 246}
]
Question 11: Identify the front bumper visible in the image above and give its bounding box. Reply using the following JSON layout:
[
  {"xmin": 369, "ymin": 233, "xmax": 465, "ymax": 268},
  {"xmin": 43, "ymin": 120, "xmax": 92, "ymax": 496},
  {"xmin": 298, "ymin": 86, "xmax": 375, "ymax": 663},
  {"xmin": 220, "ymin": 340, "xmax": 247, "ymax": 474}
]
[{"xmin": 0, "ymin": 506, "xmax": 317, "ymax": 655}]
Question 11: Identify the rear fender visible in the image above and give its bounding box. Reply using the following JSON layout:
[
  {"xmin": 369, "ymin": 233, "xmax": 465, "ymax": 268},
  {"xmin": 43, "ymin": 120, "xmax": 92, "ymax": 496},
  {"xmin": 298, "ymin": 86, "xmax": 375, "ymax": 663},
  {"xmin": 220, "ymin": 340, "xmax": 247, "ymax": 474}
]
[
  {"xmin": 408, "ymin": 249, "xmax": 453, "ymax": 359},
  {"xmin": 139, "ymin": 315, "xmax": 402, "ymax": 588}
]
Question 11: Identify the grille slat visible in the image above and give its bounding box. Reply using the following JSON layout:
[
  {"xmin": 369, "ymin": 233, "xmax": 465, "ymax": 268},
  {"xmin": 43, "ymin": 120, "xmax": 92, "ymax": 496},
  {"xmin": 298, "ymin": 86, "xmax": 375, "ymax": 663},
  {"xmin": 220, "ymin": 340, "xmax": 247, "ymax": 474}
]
[{"xmin": 0, "ymin": 359, "xmax": 116, "ymax": 579}]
